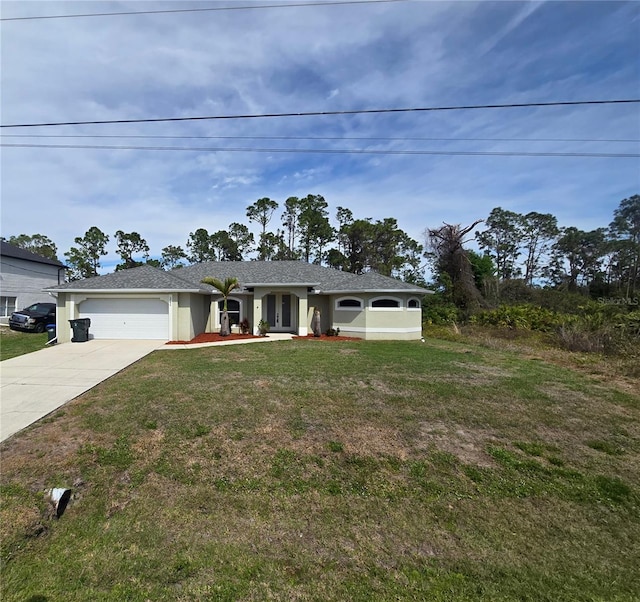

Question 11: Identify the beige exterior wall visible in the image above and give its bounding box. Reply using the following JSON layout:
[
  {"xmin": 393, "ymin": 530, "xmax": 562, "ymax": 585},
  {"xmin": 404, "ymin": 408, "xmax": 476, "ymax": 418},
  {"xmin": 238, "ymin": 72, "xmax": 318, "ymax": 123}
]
[
  {"xmin": 52, "ymin": 289, "xmax": 423, "ymax": 343},
  {"xmin": 54, "ymin": 295, "xmax": 72, "ymax": 343},
  {"xmin": 175, "ymin": 293, "xmax": 191, "ymax": 341},
  {"xmin": 297, "ymin": 291, "xmax": 309, "ymax": 336},
  {"xmin": 176, "ymin": 293, "xmax": 210, "ymax": 341},
  {"xmin": 206, "ymin": 293, "xmax": 252, "ymax": 333},
  {"xmin": 329, "ymin": 293, "xmax": 423, "ymax": 340},
  {"xmin": 54, "ymin": 292, "xmax": 210, "ymax": 343},
  {"xmin": 332, "ymin": 295, "xmax": 367, "ymax": 334},
  {"xmin": 252, "ymin": 287, "xmax": 268, "ymax": 335},
  {"xmin": 307, "ymin": 296, "xmax": 331, "ymax": 334},
  {"xmin": 286, "ymin": 287, "xmax": 308, "ymax": 336},
  {"xmin": 253, "ymin": 286, "xmax": 310, "ymax": 335}
]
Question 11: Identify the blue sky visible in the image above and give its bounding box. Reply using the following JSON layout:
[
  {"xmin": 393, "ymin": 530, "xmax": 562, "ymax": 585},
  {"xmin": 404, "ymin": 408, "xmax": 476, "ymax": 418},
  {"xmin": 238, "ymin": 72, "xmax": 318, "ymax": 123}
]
[{"xmin": 1, "ymin": 0, "xmax": 639, "ymax": 273}]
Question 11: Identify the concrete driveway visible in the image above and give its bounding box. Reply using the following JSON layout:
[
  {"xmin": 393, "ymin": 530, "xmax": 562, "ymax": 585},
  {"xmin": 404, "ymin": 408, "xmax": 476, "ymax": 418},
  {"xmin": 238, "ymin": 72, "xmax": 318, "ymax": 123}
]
[{"xmin": 0, "ymin": 339, "xmax": 162, "ymax": 442}]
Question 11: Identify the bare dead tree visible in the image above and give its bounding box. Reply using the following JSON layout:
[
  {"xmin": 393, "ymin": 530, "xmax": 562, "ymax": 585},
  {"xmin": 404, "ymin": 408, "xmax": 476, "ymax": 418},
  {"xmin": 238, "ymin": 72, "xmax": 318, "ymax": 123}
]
[{"xmin": 426, "ymin": 220, "xmax": 484, "ymax": 310}]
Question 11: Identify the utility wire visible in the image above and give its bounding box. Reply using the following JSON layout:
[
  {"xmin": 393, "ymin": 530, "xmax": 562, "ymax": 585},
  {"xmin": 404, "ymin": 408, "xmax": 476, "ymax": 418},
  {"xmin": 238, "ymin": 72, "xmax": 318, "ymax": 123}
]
[
  {"xmin": 0, "ymin": 0, "xmax": 405, "ymax": 21},
  {"xmin": 2, "ymin": 99, "xmax": 638, "ymax": 129},
  {"xmin": 2, "ymin": 134, "xmax": 638, "ymax": 143},
  {"xmin": 3, "ymin": 143, "xmax": 637, "ymax": 158}
]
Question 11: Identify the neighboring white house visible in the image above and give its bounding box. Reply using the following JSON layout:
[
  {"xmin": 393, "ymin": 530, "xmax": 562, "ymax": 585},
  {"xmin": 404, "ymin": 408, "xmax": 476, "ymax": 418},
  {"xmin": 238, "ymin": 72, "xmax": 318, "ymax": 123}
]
[
  {"xmin": 46, "ymin": 261, "xmax": 432, "ymax": 343},
  {"xmin": 0, "ymin": 241, "xmax": 66, "ymax": 324}
]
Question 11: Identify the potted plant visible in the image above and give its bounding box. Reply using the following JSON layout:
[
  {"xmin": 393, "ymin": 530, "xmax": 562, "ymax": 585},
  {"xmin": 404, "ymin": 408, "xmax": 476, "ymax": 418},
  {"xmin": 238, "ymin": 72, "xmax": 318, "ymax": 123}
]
[
  {"xmin": 239, "ymin": 318, "xmax": 250, "ymax": 335},
  {"xmin": 258, "ymin": 319, "xmax": 270, "ymax": 336}
]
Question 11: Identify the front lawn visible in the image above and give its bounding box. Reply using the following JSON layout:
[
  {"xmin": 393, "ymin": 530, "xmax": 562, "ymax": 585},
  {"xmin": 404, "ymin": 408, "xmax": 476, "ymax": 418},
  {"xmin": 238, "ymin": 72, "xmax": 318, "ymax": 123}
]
[
  {"xmin": 0, "ymin": 327, "xmax": 48, "ymax": 361},
  {"xmin": 1, "ymin": 338, "xmax": 639, "ymax": 601}
]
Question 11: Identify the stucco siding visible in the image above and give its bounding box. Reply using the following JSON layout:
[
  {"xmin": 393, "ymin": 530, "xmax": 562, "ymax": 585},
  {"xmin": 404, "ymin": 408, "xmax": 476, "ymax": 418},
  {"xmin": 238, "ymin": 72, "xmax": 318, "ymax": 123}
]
[
  {"xmin": 177, "ymin": 293, "xmax": 209, "ymax": 341},
  {"xmin": 330, "ymin": 293, "xmax": 423, "ymax": 340},
  {"xmin": 43, "ymin": 262, "xmax": 430, "ymax": 342},
  {"xmin": 55, "ymin": 293, "xmax": 174, "ymax": 342},
  {"xmin": 208, "ymin": 293, "xmax": 251, "ymax": 332},
  {"xmin": 55, "ymin": 295, "xmax": 72, "ymax": 343},
  {"xmin": 308, "ymin": 296, "xmax": 330, "ymax": 334}
]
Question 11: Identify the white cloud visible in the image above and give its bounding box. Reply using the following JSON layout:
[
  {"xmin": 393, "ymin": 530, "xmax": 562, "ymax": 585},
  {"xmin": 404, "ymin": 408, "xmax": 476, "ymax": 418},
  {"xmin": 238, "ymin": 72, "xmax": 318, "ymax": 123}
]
[
  {"xmin": 1, "ymin": 0, "xmax": 638, "ymax": 269},
  {"xmin": 478, "ymin": 1, "xmax": 547, "ymax": 56}
]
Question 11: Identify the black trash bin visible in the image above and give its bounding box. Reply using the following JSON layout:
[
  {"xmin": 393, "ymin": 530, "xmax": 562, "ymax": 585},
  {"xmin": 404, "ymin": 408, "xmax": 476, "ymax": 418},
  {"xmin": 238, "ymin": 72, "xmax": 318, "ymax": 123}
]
[
  {"xmin": 46, "ymin": 324, "xmax": 57, "ymax": 344},
  {"xmin": 69, "ymin": 318, "xmax": 91, "ymax": 342}
]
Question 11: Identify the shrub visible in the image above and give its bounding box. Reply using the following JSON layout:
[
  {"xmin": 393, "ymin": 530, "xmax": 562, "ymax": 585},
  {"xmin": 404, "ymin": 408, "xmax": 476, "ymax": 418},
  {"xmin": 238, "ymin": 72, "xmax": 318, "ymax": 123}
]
[
  {"xmin": 257, "ymin": 319, "xmax": 270, "ymax": 335},
  {"xmin": 470, "ymin": 304, "xmax": 563, "ymax": 332},
  {"xmin": 555, "ymin": 323, "xmax": 612, "ymax": 353},
  {"xmin": 422, "ymin": 300, "xmax": 461, "ymax": 325},
  {"xmin": 554, "ymin": 307, "xmax": 639, "ymax": 355},
  {"xmin": 529, "ymin": 288, "xmax": 592, "ymax": 314},
  {"xmin": 616, "ymin": 310, "xmax": 640, "ymax": 337},
  {"xmin": 496, "ymin": 279, "xmax": 535, "ymax": 304}
]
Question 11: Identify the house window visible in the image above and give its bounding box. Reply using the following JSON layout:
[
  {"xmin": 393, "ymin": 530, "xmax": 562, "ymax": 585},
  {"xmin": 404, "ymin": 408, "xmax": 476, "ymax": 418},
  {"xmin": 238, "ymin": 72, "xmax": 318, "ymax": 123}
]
[
  {"xmin": 371, "ymin": 297, "xmax": 401, "ymax": 309},
  {"xmin": 408, "ymin": 298, "xmax": 421, "ymax": 309},
  {"xmin": 336, "ymin": 297, "xmax": 363, "ymax": 310},
  {"xmin": 218, "ymin": 298, "xmax": 240, "ymax": 326},
  {"xmin": 0, "ymin": 296, "xmax": 17, "ymax": 317}
]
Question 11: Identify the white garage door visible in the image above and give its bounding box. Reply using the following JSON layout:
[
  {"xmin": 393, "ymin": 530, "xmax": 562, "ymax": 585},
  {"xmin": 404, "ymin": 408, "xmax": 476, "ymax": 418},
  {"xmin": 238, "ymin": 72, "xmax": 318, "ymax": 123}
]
[{"xmin": 78, "ymin": 298, "xmax": 169, "ymax": 340}]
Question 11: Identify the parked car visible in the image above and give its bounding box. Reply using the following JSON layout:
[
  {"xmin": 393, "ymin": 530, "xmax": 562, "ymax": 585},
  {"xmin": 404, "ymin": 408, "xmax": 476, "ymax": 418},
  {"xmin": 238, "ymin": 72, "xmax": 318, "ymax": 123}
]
[{"xmin": 9, "ymin": 302, "xmax": 56, "ymax": 333}]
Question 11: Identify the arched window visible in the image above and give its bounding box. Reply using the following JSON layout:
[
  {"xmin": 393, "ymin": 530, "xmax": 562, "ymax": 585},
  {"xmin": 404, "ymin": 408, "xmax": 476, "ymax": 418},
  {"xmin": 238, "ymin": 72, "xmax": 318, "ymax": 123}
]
[
  {"xmin": 336, "ymin": 297, "xmax": 363, "ymax": 310},
  {"xmin": 370, "ymin": 297, "xmax": 401, "ymax": 310},
  {"xmin": 407, "ymin": 298, "xmax": 421, "ymax": 309},
  {"xmin": 218, "ymin": 298, "xmax": 240, "ymax": 326}
]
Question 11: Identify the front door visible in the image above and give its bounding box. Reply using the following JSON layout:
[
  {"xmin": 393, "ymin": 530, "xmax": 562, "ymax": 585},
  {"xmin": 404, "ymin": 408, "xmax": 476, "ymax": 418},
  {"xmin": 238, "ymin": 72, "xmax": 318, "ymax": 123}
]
[{"xmin": 266, "ymin": 293, "xmax": 294, "ymax": 332}]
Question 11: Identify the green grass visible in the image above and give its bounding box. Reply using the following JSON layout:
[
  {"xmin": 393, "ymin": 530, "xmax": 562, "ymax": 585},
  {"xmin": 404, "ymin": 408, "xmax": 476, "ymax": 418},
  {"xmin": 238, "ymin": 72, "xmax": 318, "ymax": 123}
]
[
  {"xmin": 0, "ymin": 327, "xmax": 48, "ymax": 361},
  {"xmin": 1, "ymin": 338, "xmax": 639, "ymax": 601}
]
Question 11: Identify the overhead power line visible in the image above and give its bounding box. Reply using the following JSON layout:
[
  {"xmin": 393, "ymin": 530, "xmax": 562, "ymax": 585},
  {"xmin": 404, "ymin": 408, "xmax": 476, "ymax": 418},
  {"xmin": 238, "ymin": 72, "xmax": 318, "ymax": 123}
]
[
  {"xmin": 1, "ymin": 99, "xmax": 638, "ymax": 129},
  {"xmin": 3, "ymin": 134, "xmax": 638, "ymax": 143},
  {"xmin": 2, "ymin": 143, "xmax": 637, "ymax": 158},
  {"xmin": 0, "ymin": 0, "xmax": 404, "ymax": 21}
]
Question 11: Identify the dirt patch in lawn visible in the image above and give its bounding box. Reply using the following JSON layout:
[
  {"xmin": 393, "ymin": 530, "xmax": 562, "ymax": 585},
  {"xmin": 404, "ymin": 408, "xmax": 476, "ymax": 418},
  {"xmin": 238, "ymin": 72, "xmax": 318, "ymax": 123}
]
[{"xmin": 418, "ymin": 422, "xmax": 498, "ymax": 467}]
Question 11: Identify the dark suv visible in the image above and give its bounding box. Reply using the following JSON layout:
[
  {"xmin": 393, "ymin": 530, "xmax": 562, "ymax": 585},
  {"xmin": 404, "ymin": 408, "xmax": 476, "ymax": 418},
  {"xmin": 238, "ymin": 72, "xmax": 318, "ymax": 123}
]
[{"xmin": 9, "ymin": 302, "xmax": 56, "ymax": 333}]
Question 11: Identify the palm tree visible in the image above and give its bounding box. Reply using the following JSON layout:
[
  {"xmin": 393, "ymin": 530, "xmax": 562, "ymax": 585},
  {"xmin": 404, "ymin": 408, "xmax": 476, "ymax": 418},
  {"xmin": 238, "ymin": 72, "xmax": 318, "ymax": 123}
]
[{"xmin": 202, "ymin": 276, "xmax": 239, "ymax": 336}]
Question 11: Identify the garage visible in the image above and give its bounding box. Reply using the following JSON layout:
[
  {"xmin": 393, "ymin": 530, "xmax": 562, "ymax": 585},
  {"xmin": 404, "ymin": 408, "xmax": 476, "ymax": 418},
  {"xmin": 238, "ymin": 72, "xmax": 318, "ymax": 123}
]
[{"xmin": 78, "ymin": 298, "xmax": 169, "ymax": 340}]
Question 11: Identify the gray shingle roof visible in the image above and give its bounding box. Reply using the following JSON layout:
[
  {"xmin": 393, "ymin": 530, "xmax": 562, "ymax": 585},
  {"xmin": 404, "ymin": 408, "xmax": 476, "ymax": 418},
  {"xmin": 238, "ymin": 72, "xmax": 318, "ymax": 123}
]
[
  {"xmin": 177, "ymin": 261, "xmax": 431, "ymax": 294},
  {"xmin": 46, "ymin": 264, "xmax": 213, "ymax": 292},
  {"xmin": 46, "ymin": 261, "xmax": 431, "ymax": 295},
  {"xmin": 1, "ymin": 241, "xmax": 65, "ymax": 267}
]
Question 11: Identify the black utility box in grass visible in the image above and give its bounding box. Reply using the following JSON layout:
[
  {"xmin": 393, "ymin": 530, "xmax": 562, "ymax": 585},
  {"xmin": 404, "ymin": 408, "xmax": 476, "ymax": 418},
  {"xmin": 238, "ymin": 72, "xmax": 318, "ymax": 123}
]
[{"xmin": 69, "ymin": 318, "xmax": 91, "ymax": 342}]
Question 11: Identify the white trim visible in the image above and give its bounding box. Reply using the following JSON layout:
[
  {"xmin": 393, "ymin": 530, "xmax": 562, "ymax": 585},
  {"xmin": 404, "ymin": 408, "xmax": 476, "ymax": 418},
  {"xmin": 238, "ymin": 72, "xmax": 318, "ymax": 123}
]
[
  {"xmin": 334, "ymin": 296, "xmax": 363, "ymax": 311},
  {"xmin": 340, "ymin": 326, "xmax": 422, "ymax": 333},
  {"xmin": 245, "ymin": 282, "xmax": 319, "ymax": 287},
  {"xmin": 77, "ymin": 296, "xmax": 171, "ymax": 340},
  {"xmin": 0, "ymin": 296, "xmax": 17, "ymax": 318},
  {"xmin": 47, "ymin": 288, "xmax": 205, "ymax": 294},
  {"xmin": 407, "ymin": 297, "xmax": 422, "ymax": 311},
  {"xmin": 215, "ymin": 296, "xmax": 243, "ymax": 328},
  {"xmin": 263, "ymin": 292, "xmax": 297, "ymax": 332},
  {"xmin": 369, "ymin": 296, "xmax": 403, "ymax": 311},
  {"xmin": 321, "ymin": 288, "xmax": 432, "ymax": 295},
  {"xmin": 73, "ymin": 293, "xmax": 172, "ymax": 305}
]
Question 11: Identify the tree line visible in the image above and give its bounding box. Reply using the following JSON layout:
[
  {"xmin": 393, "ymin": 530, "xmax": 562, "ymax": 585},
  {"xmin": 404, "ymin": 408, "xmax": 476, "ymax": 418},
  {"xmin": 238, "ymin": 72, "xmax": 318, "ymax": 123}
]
[
  {"xmin": 427, "ymin": 194, "xmax": 639, "ymax": 308},
  {"xmin": 2, "ymin": 194, "xmax": 425, "ymax": 283},
  {"xmin": 4, "ymin": 194, "xmax": 637, "ymax": 301}
]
